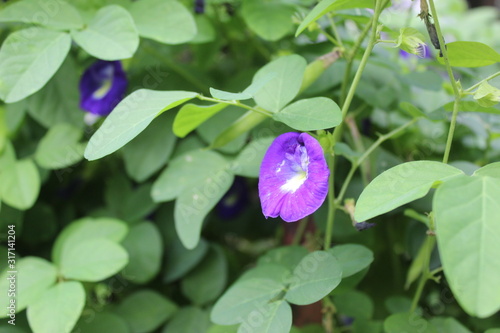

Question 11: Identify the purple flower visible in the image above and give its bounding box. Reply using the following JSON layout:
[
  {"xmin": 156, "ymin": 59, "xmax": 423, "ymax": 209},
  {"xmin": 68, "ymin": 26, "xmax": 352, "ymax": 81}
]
[
  {"xmin": 79, "ymin": 60, "xmax": 127, "ymax": 117},
  {"xmin": 258, "ymin": 132, "xmax": 330, "ymax": 222},
  {"xmin": 399, "ymin": 44, "xmax": 432, "ymax": 59}
]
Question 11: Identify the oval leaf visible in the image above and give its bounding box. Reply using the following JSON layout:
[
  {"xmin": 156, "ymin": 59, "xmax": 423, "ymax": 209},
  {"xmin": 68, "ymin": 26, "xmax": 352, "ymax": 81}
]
[
  {"xmin": 355, "ymin": 161, "xmax": 464, "ymax": 222},
  {"xmin": 0, "ymin": 0, "xmax": 83, "ymax": 29},
  {"xmin": 71, "ymin": 5, "xmax": 139, "ymax": 60},
  {"xmin": 35, "ymin": 124, "xmax": 85, "ymax": 169},
  {"xmin": 123, "ymin": 113, "xmax": 177, "ymax": 182},
  {"xmin": 84, "ymin": 89, "xmax": 197, "ymax": 161},
  {"xmin": 122, "ymin": 222, "xmax": 163, "ymax": 284},
  {"xmin": 285, "ymin": 251, "xmax": 342, "ymax": 305},
  {"xmin": 27, "ymin": 281, "xmax": 85, "ymax": 333},
  {"xmin": 0, "ymin": 28, "xmax": 71, "ymax": 103},
  {"xmin": 0, "ymin": 257, "xmax": 57, "ymax": 317},
  {"xmin": 434, "ymin": 175, "xmax": 500, "ymax": 318},
  {"xmin": 0, "ymin": 159, "xmax": 40, "ymax": 210},
  {"xmin": 273, "ymin": 97, "xmax": 341, "ymax": 131},
  {"xmin": 174, "ymin": 103, "xmax": 228, "ymax": 138},
  {"xmin": 129, "ymin": 0, "xmax": 196, "ymax": 45},
  {"xmin": 59, "ymin": 238, "xmax": 129, "ymax": 282},
  {"xmin": 253, "ymin": 55, "xmax": 307, "ymax": 112},
  {"xmin": 115, "ymin": 289, "xmax": 178, "ymax": 333},
  {"xmin": 438, "ymin": 41, "xmax": 500, "ymax": 68}
]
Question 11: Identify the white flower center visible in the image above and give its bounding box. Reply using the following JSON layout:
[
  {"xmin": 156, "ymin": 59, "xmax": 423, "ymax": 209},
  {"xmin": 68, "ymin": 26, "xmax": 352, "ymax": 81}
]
[{"xmin": 280, "ymin": 171, "xmax": 307, "ymax": 193}]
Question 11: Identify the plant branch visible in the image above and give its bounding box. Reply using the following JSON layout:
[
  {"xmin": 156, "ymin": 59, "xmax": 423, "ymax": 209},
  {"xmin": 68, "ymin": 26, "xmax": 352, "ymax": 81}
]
[
  {"xmin": 196, "ymin": 95, "xmax": 273, "ymax": 117},
  {"xmin": 426, "ymin": 0, "xmax": 462, "ymax": 163},
  {"xmin": 335, "ymin": 118, "xmax": 418, "ymax": 205},
  {"xmin": 464, "ymin": 70, "xmax": 500, "ymax": 93}
]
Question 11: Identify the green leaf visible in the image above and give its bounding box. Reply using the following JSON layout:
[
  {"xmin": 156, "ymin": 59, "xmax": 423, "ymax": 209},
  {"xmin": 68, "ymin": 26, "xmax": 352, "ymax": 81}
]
[
  {"xmin": 444, "ymin": 100, "xmax": 500, "ymax": 115},
  {"xmin": 152, "ymin": 150, "xmax": 228, "ymax": 202},
  {"xmin": 210, "ymin": 73, "xmax": 277, "ymax": 102},
  {"xmin": 106, "ymin": 180, "xmax": 158, "ymax": 222},
  {"xmin": 115, "ymin": 289, "xmax": 178, "ymax": 333},
  {"xmin": 181, "ymin": 245, "xmax": 227, "ymax": 305},
  {"xmin": 0, "ymin": 0, "xmax": 83, "ymax": 29},
  {"xmin": 355, "ymin": 161, "xmax": 464, "ymax": 222},
  {"xmin": 285, "ymin": 251, "xmax": 342, "ymax": 305},
  {"xmin": 129, "ymin": 0, "xmax": 197, "ymax": 45},
  {"xmin": 334, "ymin": 291, "xmax": 374, "ymax": 319},
  {"xmin": 191, "ymin": 15, "xmax": 216, "ymax": 44},
  {"xmin": 400, "ymin": 102, "xmax": 427, "ymax": 119},
  {"xmin": 163, "ymin": 238, "xmax": 209, "ymax": 283},
  {"xmin": 473, "ymin": 162, "xmax": 500, "ymax": 179},
  {"xmin": 197, "ymin": 107, "xmax": 248, "ymax": 154},
  {"xmin": 438, "ymin": 41, "xmax": 500, "ymax": 68},
  {"xmin": 384, "ymin": 313, "xmax": 437, "ymax": 333},
  {"xmin": 429, "ymin": 317, "xmax": 471, "ymax": 333},
  {"xmin": 241, "ymin": 0, "xmax": 295, "ymax": 41},
  {"xmin": 84, "ymin": 89, "xmax": 197, "ymax": 161},
  {"xmin": 71, "ymin": 5, "xmax": 139, "ymax": 60},
  {"xmin": 473, "ymin": 81, "xmax": 500, "ymax": 107},
  {"xmin": 211, "ymin": 111, "xmax": 268, "ymax": 149},
  {"xmin": 253, "ymin": 55, "xmax": 307, "ymax": 112},
  {"xmin": 329, "ymin": 244, "xmax": 374, "ymax": 278},
  {"xmin": 122, "ymin": 222, "xmax": 163, "ymax": 284},
  {"xmin": 0, "ymin": 159, "xmax": 40, "ymax": 210},
  {"xmin": 175, "ymin": 166, "xmax": 234, "ymax": 249},
  {"xmin": 434, "ymin": 175, "xmax": 500, "ymax": 317},
  {"xmin": 237, "ymin": 301, "xmax": 292, "ymax": 333},
  {"xmin": 123, "ymin": 113, "xmax": 177, "ymax": 182},
  {"xmin": 27, "ymin": 281, "xmax": 85, "ymax": 333},
  {"xmin": 35, "ymin": 124, "xmax": 85, "ymax": 169},
  {"xmin": 211, "ymin": 265, "xmax": 289, "ymax": 325},
  {"xmin": 257, "ymin": 246, "xmax": 308, "ymax": 271},
  {"xmin": 52, "ymin": 217, "xmax": 128, "ymax": 265},
  {"xmin": 162, "ymin": 307, "xmax": 211, "ymax": 333},
  {"xmin": 0, "ymin": 27, "xmax": 71, "ymax": 103},
  {"xmin": 296, "ymin": 0, "xmax": 376, "ymax": 37},
  {"xmin": 27, "ymin": 57, "xmax": 84, "ymax": 128},
  {"xmin": 207, "ymin": 325, "xmax": 239, "ymax": 333},
  {"xmin": 230, "ymin": 136, "xmax": 275, "ymax": 178},
  {"xmin": 0, "ymin": 257, "xmax": 57, "ymax": 318},
  {"xmin": 273, "ymin": 97, "xmax": 341, "ymax": 131},
  {"xmin": 59, "ymin": 238, "xmax": 129, "ymax": 281},
  {"xmin": 174, "ymin": 103, "xmax": 228, "ymax": 138},
  {"xmin": 74, "ymin": 312, "xmax": 130, "ymax": 333}
]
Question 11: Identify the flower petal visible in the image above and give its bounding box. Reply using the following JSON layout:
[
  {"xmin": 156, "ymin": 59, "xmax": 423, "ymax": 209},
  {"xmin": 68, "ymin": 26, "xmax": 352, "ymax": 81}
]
[
  {"xmin": 79, "ymin": 60, "xmax": 128, "ymax": 116},
  {"xmin": 258, "ymin": 132, "xmax": 329, "ymax": 222}
]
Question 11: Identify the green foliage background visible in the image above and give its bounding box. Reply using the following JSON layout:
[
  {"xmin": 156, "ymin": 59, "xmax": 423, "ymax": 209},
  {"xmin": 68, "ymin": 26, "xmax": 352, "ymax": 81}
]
[{"xmin": 0, "ymin": 0, "xmax": 500, "ymax": 332}]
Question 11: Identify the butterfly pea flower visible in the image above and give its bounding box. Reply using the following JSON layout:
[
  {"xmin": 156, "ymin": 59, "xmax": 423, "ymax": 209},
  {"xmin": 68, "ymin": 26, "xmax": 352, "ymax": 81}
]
[
  {"xmin": 258, "ymin": 132, "xmax": 329, "ymax": 222},
  {"xmin": 79, "ymin": 60, "xmax": 127, "ymax": 117}
]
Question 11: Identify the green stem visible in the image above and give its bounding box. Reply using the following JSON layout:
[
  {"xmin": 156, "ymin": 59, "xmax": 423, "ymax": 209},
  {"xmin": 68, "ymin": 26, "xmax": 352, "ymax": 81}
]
[
  {"xmin": 410, "ymin": 235, "xmax": 436, "ymax": 313},
  {"xmin": 442, "ymin": 99, "xmax": 459, "ymax": 164},
  {"xmin": 339, "ymin": 17, "xmax": 373, "ymax": 105},
  {"xmin": 292, "ymin": 218, "xmax": 309, "ymax": 246},
  {"xmin": 334, "ymin": 0, "xmax": 385, "ymax": 144},
  {"xmin": 426, "ymin": 0, "xmax": 462, "ymax": 163},
  {"xmin": 196, "ymin": 95, "xmax": 273, "ymax": 117},
  {"xmin": 319, "ymin": 25, "xmax": 341, "ymax": 46},
  {"xmin": 465, "ymin": 70, "xmax": 500, "ymax": 92},
  {"xmin": 335, "ymin": 118, "xmax": 418, "ymax": 204},
  {"xmin": 328, "ymin": 14, "xmax": 345, "ymax": 49},
  {"xmin": 324, "ymin": 154, "xmax": 336, "ymax": 250}
]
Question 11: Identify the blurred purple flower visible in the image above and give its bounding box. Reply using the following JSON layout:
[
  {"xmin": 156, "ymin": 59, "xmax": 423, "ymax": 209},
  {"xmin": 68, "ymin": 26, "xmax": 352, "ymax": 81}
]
[
  {"xmin": 216, "ymin": 177, "xmax": 248, "ymax": 219},
  {"xmin": 79, "ymin": 60, "xmax": 127, "ymax": 117},
  {"xmin": 399, "ymin": 44, "xmax": 432, "ymax": 59},
  {"xmin": 194, "ymin": 0, "xmax": 205, "ymax": 14},
  {"xmin": 258, "ymin": 132, "xmax": 329, "ymax": 222}
]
